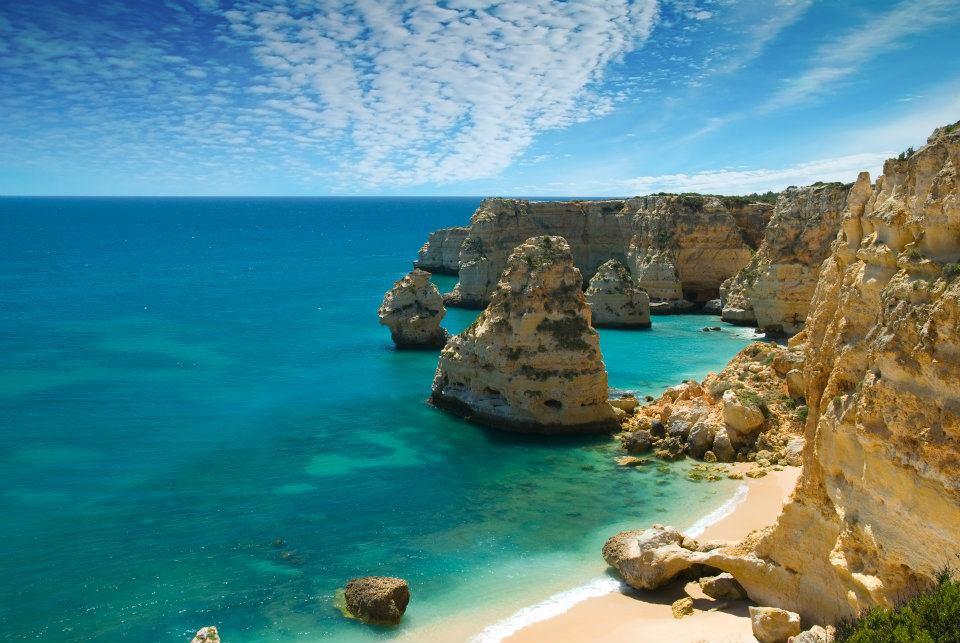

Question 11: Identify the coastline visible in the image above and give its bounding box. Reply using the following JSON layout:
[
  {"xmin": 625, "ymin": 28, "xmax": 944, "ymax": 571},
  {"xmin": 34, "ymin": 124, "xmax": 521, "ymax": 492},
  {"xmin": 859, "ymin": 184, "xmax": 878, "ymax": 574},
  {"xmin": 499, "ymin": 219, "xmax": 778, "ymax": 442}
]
[{"xmin": 489, "ymin": 465, "xmax": 801, "ymax": 643}]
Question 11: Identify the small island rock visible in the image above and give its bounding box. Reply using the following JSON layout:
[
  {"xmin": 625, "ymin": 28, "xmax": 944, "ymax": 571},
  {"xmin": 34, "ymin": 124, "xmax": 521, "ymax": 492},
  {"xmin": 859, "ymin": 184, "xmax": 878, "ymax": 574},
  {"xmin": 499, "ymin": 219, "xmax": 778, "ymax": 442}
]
[
  {"xmin": 343, "ymin": 576, "xmax": 410, "ymax": 626},
  {"xmin": 584, "ymin": 259, "xmax": 651, "ymax": 328},
  {"xmin": 190, "ymin": 626, "xmax": 220, "ymax": 643},
  {"xmin": 378, "ymin": 269, "xmax": 448, "ymax": 348}
]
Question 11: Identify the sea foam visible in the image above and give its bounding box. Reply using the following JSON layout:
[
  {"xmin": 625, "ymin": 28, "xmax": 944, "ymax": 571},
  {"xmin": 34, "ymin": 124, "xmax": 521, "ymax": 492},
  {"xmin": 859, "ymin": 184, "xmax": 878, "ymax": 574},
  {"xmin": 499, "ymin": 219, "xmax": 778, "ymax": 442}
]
[{"xmin": 473, "ymin": 482, "xmax": 751, "ymax": 642}]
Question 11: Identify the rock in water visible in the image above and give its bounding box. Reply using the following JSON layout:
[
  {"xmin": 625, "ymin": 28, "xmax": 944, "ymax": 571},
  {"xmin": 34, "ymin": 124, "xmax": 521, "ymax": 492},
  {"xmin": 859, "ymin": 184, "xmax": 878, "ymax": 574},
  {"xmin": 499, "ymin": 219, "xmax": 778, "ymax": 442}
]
[
  {"xmin": 378, "ymin": 269, "xmax": 448, "ymax": 348},
  {"xmin": 584, "ymin": 259, "xmax": 651, "ymax": 328},
  {"xmin": 190, "ymin": 626, "xmax": 220, "ymax": 643},
  {"xmin": 749, "ymin": 606, "xmax": 801, "ymax": 643},
  {"xmin": 431, "ymin": 236, "xmax": 618, "ymax": 434},
  {"xmin": 343, "ymin": 577, "xmax": 410, "ymax": 625}
]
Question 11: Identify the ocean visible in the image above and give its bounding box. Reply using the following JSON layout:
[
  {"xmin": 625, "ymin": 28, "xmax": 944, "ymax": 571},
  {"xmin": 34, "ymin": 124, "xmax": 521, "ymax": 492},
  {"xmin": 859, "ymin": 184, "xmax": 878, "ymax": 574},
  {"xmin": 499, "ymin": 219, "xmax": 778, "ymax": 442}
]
[{"xmin": 0, "ymin": 197, "xmax": 754, "ymax": 642}]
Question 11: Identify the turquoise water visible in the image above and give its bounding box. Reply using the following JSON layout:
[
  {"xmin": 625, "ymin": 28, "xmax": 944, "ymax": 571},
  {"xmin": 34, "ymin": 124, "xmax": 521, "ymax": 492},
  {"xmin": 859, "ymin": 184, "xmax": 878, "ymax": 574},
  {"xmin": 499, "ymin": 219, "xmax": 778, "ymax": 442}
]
[{"xmin": 0, "ymin": 198, "xmax": 753, "ymax": 642}]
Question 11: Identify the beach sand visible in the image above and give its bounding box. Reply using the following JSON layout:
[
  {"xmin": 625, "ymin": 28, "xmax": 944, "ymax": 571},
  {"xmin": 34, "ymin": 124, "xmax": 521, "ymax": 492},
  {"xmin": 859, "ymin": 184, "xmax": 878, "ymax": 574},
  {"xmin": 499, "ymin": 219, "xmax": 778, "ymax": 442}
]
[{"xmin": 504, "ymin": 465, "xmax": 801, "ymax": 643}]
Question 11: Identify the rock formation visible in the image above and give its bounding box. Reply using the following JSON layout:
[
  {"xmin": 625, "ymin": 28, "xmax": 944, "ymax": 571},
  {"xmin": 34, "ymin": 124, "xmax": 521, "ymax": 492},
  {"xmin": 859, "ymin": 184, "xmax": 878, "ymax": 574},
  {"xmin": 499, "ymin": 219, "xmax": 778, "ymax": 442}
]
[
  {"xmin": 343, "ymin": 576, "xmax": 410, "ymax": 625},
  {"xmin": 431, "ymin": 235, "xmax": 619, "ymax": 434},
  {"xmin": 414, "ymin": 226, "xmax": 469, "ymax": 275},
  {"xmin": 584, "ymin": 259, "xmax": 651, "ymax": 328},
  {"xmin": 378, "ymin": 269, "xmax": 448, "ymax": 348},
  {"xmin": 416, "ymin": 197, "xmax": 771, "ymax": 309},
  {"xmin": 603, "ymin": 121, "xmax": 960, "ymax": 627},
  {"xmin": 750, "ymin": 607, "xmax": 801, "ymax": 643},
  {"xmin": 190, "ymin": 626, "xmax": 220, "ymax": 643},
  {"xmin": 619, "ymin": 342, "xmax": 806, "ymax": 463},
  {"xmin": 721, "ymin": 182, "xmax": 851, "ymax": 334}
]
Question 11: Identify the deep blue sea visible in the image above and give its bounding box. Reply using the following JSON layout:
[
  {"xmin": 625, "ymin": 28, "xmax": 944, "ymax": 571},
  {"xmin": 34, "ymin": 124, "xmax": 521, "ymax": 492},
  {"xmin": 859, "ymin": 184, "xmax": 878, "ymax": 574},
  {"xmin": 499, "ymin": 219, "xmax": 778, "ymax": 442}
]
[{"xmin": 0, "ymin": 198, "xmax": 755, "ymax": 642}]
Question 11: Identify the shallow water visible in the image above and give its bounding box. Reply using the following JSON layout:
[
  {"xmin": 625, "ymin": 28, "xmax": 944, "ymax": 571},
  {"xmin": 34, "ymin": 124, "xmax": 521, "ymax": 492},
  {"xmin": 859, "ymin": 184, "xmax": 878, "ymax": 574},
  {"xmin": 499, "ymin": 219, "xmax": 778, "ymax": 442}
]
[{"xmin": 0, "ymin": 198, "xmax": 753, "ymax": 641}]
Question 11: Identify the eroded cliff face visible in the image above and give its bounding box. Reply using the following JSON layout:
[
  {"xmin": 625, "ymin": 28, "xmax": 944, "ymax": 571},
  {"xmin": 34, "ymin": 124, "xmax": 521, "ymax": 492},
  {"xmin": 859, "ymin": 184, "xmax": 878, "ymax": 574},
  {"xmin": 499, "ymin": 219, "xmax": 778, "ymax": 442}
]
[
  {"xmin": 431, "ymin": 235, "xmax": 618, "ymax": 434},
  {"xmin": 604, "ymin": 122, "xmax": 960, "ymax": 626},
  {"xmin": 422, "ymin": 197, "xmax": 770, "ymax": 309},
  {"xmin": 378, "ymin": 269, "xmax": 448, "ymax": 348},
  {"xmin": 585, "ymin": 259, "xmax": 651, "ymax": 328},
  {"xmin": 414, "ymin": 226, "xmax": 469, "ymax": 275},
  {"xmin": 721, "ymin": 183, "xmax": 851, "ymax": 334}
]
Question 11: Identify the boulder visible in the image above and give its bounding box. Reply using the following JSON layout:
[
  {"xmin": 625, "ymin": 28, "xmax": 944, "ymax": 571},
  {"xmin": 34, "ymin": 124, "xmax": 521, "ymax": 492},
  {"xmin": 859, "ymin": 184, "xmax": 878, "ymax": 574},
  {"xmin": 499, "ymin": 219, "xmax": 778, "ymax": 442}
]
[
  {"xmin": 749, "ymin": 606, "xmax": 801, "ymax": 643},
  {"xmin": 671, "ymin": 597, "xmax": 694, "ymax": 619},
  {"xmin": 703, "ymin": 298, "xmax": 722, "ymax": 315},
  {"xmin": 431, "ymin": 236, "xmax": 618, "ymax": 434},
  {"xmin": 602, "ymin": 525, "xmax": 695, "ymax": 590},
  {"xmin": 699, "ymin": 573, "xmax": 746, "ymax": 601},
  {"xmin": 585, "ymin": 259, "xmax": 651, "ymax": 328},
  {"xmin": 711, "ymin": 428, "xmax": 736, "ymax": 462},
  {"xmin": 343, "ymin": 576, "xmax": 410, "ymax": 626},
  {"xmin": 190, "ymin": 627, "xmax": 220, "ymax": 643},
  {"xmin": 655, "ymin": 436, "xmax": 685, "ymax": 460},
  {"xmin": 722, "ymin": 389, "xmax": 764, "ymax": 441},
  {"xmin": 649, "ymin": 419, "xmax": 666, "ymax": 438},
  {"xmin": 687, "ymin": 422, "xmax": 716, "ymax": 459},
  {"xmin": 621, "ymin": 429, "xmax": 653, "ymax": 454},
  {"xmin": 378, "ymin": 269, "xmax": 448, "ymax": 348},
  {"xmin": 784, "ymin": 437, "xmax": 804, "ymax": 466},
  {"xmin": 609, "ymin": 395, "xmax": 639, "ymax": 412},
  {"xmin": 792, "ymin": 625, "xmax": 831, "ymax": 642}
]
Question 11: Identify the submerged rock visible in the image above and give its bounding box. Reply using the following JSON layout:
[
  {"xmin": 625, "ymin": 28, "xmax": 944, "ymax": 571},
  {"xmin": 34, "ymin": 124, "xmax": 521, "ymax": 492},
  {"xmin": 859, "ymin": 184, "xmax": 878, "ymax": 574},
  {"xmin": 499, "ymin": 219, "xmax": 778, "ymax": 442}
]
[
  {"xmin": 343, "ymin": 576, "xmax": 410, "ymax": 626},
  {"xmin": 584, "ymin": 259, "xmax": 651, "ymax": 328},
  {"xmin": 378, "ymin": 269, "xmax": 448, "ymax": 348},
  {"xmin": 190, "ymin": 627, "xmax": 220, "ymax": 643},
  {"xmin": 431, "ymin": 236, "xmax": 618, "ymax": 434}
]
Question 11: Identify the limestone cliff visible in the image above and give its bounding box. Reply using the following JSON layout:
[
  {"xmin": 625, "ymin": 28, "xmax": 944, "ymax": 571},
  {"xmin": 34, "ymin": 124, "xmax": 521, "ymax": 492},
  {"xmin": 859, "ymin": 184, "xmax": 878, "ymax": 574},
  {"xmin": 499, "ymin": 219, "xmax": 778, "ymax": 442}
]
[
  {"xmin": 378, "ymin": 269, "xmax": 448, "ymax": 348},
  {"xmin": 422, "ymin": 197, "xmax": 770, "ymax": 309},
  {"xmin": 414, "ymin": 226, "xmax": 469, "ymax": 275},
  {"xmin": 431, "ymin": 235, "xmax": 618, "ymax": 434},
  {"xmin": 585, "ymin": 259, "xmax": 651, "ymax": 328},
  {"xmin": 604, "ymin": 121, "xmax": 960, "ymax": 626},
  {"xmin": 721, "ymin": 183, "xmax": 851, "ymax": 334}
]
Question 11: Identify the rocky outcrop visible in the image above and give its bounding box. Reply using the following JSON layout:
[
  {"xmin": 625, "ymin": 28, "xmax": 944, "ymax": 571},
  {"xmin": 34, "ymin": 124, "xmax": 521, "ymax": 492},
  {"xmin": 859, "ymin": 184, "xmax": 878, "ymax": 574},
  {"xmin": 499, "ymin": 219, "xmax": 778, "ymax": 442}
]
[
  {"xmin": 584, "ymin": 259, "xmax": 651, "ymax": 328},
  {"xmin": 423, "ymin": 196, "xmax": 771, "ymax": 309},
  {"xmin": 431, "ymin": 236, "xmax": 618, "ymax": 434},
  {"xmin": 604, "ymin": 122, "xmax": 960, "ymax": 627},
  {"xmin": 343, "ymin": 577, "xmax": 410, "ymax": 625},
  {"xmin": 750, "ymin": 607, "xmax": 801, "ymax": 643},
  {"xmin": 619, "ymin": 342, "xmax": 806, "ymax": 462},
  {"xmin": 378, "ymin": 269, "xmax": 448, "ymax": 348},
  {"xmin": 190, "ymin": 627, "xmax": 220, "ymax": 643},
  {"xmin": 721, "ymin": 183, "xmax": 851, "ymax": 335},
  {"xmin": 414, "ymin": 226, "xmax": 469, "ymax": 275}
]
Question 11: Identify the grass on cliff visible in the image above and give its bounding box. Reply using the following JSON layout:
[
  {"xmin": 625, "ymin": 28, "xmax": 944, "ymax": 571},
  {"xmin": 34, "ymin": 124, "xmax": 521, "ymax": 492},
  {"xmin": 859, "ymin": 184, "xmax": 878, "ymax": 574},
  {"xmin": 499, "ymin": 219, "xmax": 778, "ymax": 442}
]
[{"xmin": 835, "ymin": 569, "xmax": 960, "ymax": 643}]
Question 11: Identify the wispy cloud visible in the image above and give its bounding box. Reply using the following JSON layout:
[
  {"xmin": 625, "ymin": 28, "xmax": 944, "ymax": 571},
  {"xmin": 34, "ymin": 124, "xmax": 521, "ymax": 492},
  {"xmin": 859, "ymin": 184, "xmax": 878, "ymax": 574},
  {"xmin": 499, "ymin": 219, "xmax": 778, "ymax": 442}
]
[
  {"xmin": 761, "ymin": 0, "xmax": 960, "ymax": 111},
  {"xmin": 620, "ymin": 152, "xmax": 891, "ymax": 195},
  {"xmin": 222, "ymin": 0, "xmax": 659, "ymax": 187}
]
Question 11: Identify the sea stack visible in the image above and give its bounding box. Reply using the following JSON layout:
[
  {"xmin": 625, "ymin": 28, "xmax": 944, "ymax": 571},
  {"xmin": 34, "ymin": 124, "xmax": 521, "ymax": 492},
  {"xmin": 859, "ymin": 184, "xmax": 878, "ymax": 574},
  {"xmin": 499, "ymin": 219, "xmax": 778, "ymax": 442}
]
[
  {"xmin": 378, "ymin": 269, "xmax": 448, "ymax": 348},
  {"xmin": 431, "ymin": 235, "xmax": 618, "ymax": 434},
  {"xmin": 585, "ymin": 259, "xmax": 651, "ymax": 328}
]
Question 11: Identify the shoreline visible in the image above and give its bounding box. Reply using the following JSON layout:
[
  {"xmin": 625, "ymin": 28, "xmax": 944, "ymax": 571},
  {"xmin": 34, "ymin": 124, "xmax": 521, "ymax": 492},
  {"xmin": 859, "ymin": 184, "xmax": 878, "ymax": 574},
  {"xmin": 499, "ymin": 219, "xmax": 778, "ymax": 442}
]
[{"xmin": 486, "ymin": 465, "xmax": 801, "ymax": 643}]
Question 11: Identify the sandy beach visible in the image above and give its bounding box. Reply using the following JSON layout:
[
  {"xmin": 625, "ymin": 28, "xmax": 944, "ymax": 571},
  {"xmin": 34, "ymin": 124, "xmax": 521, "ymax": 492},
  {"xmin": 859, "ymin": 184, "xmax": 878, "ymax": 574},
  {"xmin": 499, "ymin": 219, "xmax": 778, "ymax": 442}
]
[{"xmin": 504, "ymin": 465, "xmax": 801, "ymax": 643}]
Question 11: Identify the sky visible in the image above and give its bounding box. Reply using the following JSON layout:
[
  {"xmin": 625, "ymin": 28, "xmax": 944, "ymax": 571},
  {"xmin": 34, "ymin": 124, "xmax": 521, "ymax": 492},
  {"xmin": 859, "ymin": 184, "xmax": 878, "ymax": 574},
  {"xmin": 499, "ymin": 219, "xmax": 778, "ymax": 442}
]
[{"xmin": 1, "ymin": 0, "xmax": 959, "ymax": 196}]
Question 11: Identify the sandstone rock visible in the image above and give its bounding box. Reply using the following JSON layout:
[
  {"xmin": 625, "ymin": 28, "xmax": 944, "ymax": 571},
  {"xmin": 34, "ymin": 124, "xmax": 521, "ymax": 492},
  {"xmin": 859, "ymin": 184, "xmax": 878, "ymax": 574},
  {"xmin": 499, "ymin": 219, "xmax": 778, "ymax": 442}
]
[
  {"xmin": 585, "ymin": 259, "xmax": 651, "ymax": 328},
  {"xmin": 722, "ymin": 183, "xmax": 850, "ymax": 336},
  {"xmin": 785, "ymin": 369, "xmax": 805, "ymax": 399},
  {"xmin": 602, "ymin": 525, "xmax": 694, "ymax": 590},
  {"xmin": 700, "ymin": 573, "xmax": 746, "ymax": 601},
  {"xmin": 378, "ymin": 269, "xmax": 448, "ymax": 348},
  {"xmin": 703, "ymin": 450, "xmax": 717, "ymax": 463},
  {"xmin": 616, "ymin": 455, "xmax": 647, "ymax": 467},
  {"xmin": 191, "ymin": 626, "xmax": 220, "ymax": 643},
  {"xmin": 424, "ymin": 196, "xmax": 767, "ymax": 309},
  {"xmin": 655, "ymin": 436, "xmax": 685, "ymax": 460},
  {"xmin": 722, "ymin": 389, "xmax": 764, "ymax": 441},
  {"xmin": 783, "ymin": 437, "xmax": 804, "ymax": 466},
  {"xmin": 671, "ymin": 597, "xmax": 694, "ymax": 619},
  {"xmin": 687, "ymin": 422, "xmax": 716, "ymax": 458},
  {"xmin": 703, "ymin": 298, "xmax": 722, "ymax": 315},
  {"xmin": 621, "ymin": 429, "xmax": 653, "ymax": 454},
  {"xmin": 343, "ymin": 576, "xmax": 410, "ymax": 625},
  {"xmin": 792, "ymin": 625, "xmax": 831, "ymax": 643},
  {"xmin": 431, "ymin": 236, "xmax": 618, "ymax": 434},
  {"xmin": 414, "ymin": 226, "xmax": 469, "ymax": 275},
  {"xmin": 711, "ymin": 428, "xmax": 736, "ymax": 462},
  {"xmin": 749, "ymin": 606, "xmax": 801, "ymax": 643},
  {"xmin": 609, "ymin": 395, "xmax": 639, "ymax": 412}
]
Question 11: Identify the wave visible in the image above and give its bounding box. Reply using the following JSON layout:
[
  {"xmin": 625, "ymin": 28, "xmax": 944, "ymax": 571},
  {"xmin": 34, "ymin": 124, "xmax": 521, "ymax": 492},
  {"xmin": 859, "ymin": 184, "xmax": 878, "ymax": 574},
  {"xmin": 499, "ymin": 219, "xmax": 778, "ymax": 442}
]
[{"xmin": 472, "ymin": 482, "xmax": 751, "ymax": 642}]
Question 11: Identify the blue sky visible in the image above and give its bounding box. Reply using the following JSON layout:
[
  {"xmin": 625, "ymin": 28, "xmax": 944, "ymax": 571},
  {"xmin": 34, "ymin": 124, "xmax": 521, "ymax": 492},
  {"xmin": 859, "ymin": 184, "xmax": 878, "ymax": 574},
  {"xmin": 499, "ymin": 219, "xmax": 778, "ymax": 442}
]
[{"xmin": 1, "ymin": 0, "xmax": 959, "ymax": 196}]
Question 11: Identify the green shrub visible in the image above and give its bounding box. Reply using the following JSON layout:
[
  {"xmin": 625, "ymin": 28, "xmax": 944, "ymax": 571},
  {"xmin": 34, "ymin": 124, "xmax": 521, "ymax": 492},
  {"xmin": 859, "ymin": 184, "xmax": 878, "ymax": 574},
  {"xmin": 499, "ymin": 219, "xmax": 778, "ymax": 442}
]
[
  {"xmin": 906, "ymin": 248, "xmax": 923, "ymax": 260},
  {"xmin": 945, "ymin": 264, "xmax": 960, "ymax": 280},
  {"xmin": 835, "ymin": 569, "xmax": 960, "ymax": 642}
]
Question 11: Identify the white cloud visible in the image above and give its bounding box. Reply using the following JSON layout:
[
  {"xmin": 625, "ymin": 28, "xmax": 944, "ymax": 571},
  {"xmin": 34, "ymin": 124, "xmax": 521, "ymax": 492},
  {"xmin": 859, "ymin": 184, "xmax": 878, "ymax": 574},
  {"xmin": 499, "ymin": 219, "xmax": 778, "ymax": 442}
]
[
  {"xmin": 761, "ymin": 0, "xmax": 960, "ymax": 111},
  {"xmin": 224, "ymin": 0, "xmax": 659, "ymax": 187},
  {"xmin": 621, "ymin": 152, "xmax": 891, "ymax": 195}
]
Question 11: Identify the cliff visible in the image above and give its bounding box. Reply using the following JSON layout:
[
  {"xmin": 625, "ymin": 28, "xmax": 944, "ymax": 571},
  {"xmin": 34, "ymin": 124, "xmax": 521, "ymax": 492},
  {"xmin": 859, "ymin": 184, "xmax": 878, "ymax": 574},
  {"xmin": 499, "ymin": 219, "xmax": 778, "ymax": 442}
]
[
  {"xmin": 431, "ymin": 235, "xmax": 618, "ymax": 434},
  {"xmin": 604, "ymin": 121, "xmax": 960, "ymax": 626},
  {"xmin": 584, "ymin": 259, "xmax": 651, "ymax": 328},
  {"xmin": 414, "ymin": 226, "xmax": 469, "ymax": 275},
  {"xmin": 378, "ymin": 269, "xmax": 448, "ymax": 348},
  {"xmin": 417, "ymin": 197, "xmax": 771, "ymax": 309},
  {"xmin": 721, "ymin": 183, "xmax": 851, "ymax": 334}
]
